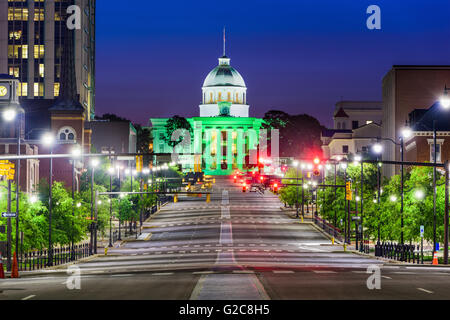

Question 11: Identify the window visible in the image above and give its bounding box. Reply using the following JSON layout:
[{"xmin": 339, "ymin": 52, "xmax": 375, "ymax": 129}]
[
  {"xmin": 57, "ymin": 127, "xmax": 76, "ymax": 142},
  {"xmin": 337, "ymin": 122, "xmax": 341, "ymax": 129},
  {"xmin": 210, "ymin": 92, "xmax": 213, "ymax": 103},
  {"xmin": 34, "ymin": 83, "xmax": 43, "ymax": 97},
  {"xmin": 362, "ymin": 146, "xmax": 368, "ymax": 153},
  {"xmin": 352, "ymin": 121, "xmax": 359, "ymax": 129},
  {"xmin": 9, "ymin": 30, "xmax": 22, "ymax": 40},
  {"xmin": 342, "ymin": 122, "xmax": 346, "ymax": 129},
  {"xmin": 54, "ymin": 83, "xmax": 60, "ymax": 97},
  {"xmin": 342, "ymin": 145, "xmax": 349, "ymax": 154},
  {"xmin": 9, "ymin": 67, "xmax": 19, "ymax": 78},
  {"xmin": 218, "ymin": 92, "xmax": 222, "ymax": 102},
  {"xmin": 8, "ymin": 8, "xmax": 29, "ymax": 21},
  {"xmin": 18, "ymin": 82, "xmax": 27, "ymax": 97},
  {"xmin": 431, "ymin": 144, "xmax": 442, "ymax": 163},
  {"xmin": 227, "ymin": 92, "xmax": 231, "ymax": 101},
  {"xmin": 39, "ymin": 64, "xmax": 44, "ymax": 77},
  {"xmin": 34, "ymin": 45, "xmax": 44, "ymax": 59}
]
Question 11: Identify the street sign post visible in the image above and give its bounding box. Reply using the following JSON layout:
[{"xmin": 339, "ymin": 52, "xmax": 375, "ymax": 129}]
[
  {"xmin": 2, "ymin": 212, "xmax": 17, "ymax": 218},
  {"xmin": 420, "ymin": 225, "xmax": 424, "ymax": 264}
]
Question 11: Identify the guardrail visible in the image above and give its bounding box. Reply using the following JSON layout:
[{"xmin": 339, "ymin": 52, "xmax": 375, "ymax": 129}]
[{"xmin": 313, "ymin": 215, "xmax": 344, "ymax": 243}]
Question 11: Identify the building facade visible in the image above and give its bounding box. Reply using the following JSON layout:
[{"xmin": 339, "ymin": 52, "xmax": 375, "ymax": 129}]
[
  {"xmin": 404, "ymin": 101, "xmax": 450, "ymax": 165},
  {"xmin": 0, "ymin": 0, "xmax": 95, "ymax": 120},
  {"xmin": 382, "ymin": 65, "xmax": 450, "ymax": 176},
  {"xmin": 150, "ymin": 53, "xmax": 265, "ymax": 175}
]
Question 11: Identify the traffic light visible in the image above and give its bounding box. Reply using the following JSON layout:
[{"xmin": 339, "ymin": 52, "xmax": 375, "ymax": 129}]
[
  {"xmin": 313, "ymin": 157, "xmax": 321, "ymax": 176},
  {"xmin": 273, "ymin": 182, "xmax": 279, "ymax": 194}
]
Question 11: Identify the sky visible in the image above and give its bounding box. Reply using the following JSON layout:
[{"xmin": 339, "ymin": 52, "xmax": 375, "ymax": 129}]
[{"xmin": 95, "ymin": 0, "xmax": 450, "ymax": 128}]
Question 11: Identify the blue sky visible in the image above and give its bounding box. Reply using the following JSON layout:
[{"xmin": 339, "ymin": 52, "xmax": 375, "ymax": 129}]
[{"xmin": 95, "ymin": 0, "xmax": 450, "ymax": 127}]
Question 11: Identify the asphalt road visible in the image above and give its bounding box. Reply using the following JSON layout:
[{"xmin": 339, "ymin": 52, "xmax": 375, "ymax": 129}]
[{"xmin": 1, "ymin": 177, "xmax": 450, "ymax": 300}]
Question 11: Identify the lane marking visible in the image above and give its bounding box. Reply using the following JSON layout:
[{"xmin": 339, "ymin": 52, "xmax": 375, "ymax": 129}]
[
  {"xmin": 193, "ymin": 271, "xmax": 214, "ymax": 275},
  {"xmin": 22, "ymin": 295, "xmax": 36, "ymax": 300},
  {"xmin": 382, "ymin": 276, "xmax": 392, "ymax": 279},
  {"xmin": 313, "ymin": 270, "xmax": 337, "ymax": 274},
  {"xmin": 273, "ymin": 270, "xmax": 294, "ymax": 274},
  {"xmin": 417, "ymin": 288, "xmax": 433, "ymax": 294},
  {"xmin": 233, "ymin": 270, "xmax": 255, "ymax": 274}
]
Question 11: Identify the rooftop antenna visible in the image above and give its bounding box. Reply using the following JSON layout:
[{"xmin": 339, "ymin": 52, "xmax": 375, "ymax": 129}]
[{"xmin": 223, "ymin": 27, "xmax": 226, "ymax": 57}]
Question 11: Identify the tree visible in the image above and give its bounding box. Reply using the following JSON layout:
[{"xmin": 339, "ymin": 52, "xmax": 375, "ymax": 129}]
[
  {"xmin": 95, "ymin": 113, "xmax": 129, "ymax": 122},
  {"xmin": 163, "ymin": 115, "xmax": 193, "ymax": 148},
  {"xmin": 263, "ymin": 110, "xmax": 324, "ymax": 158}
]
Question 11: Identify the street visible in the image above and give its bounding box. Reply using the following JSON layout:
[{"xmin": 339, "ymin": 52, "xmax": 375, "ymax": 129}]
[{"xmin": 1, "ymin": 177, "xmax": 450, "ymax": 300}]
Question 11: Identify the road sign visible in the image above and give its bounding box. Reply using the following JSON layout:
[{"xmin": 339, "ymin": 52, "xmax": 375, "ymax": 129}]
[
  {"xmin": 346, "ymin": 181, "xmax": 352, "ymax": 200},
  {"xmin": 1, "ymin": 212, "xmax": 16, "ymax": 218},
  {"xmin": 420, "ymin": 225, "xmax": 424, "ymax": 238},
  {"xmin": 136, "ymin": 155, "xmax": 143, "ymax": 173}
]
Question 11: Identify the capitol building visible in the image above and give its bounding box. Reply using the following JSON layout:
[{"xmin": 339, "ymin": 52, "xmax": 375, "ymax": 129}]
[{"xmin": 150, "ymin": 52, "xmax": 264, "ymax": 175}]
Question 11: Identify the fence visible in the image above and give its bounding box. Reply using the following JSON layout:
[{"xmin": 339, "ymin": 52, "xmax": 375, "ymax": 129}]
[
  {"xmin": 313, "ymin": 215, "xmax": 344, "ymax": 243},
  {"xmin": 375, "ymin": 242, "xmax": 423, "ymax": 263},
  {"xmin": 17, "ymin": 243, "xmax": 91, "ymax": 271}
]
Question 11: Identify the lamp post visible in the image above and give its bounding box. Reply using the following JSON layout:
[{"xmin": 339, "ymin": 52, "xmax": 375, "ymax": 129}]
[
  {"xmin": 42, "ymin": 133, "xmax": 55, "ymax": 266},
  {"xmin": 90, "ymin": 158, "xmax": 99, "ymax": 255},
  {"xmin": 71, "ymin": 146, "xmax": 81, "ymax": 260},
  {"xmin": 107, "ymin": 161, "xmax": 114, "ymax": 247},
  {"xmin": 2, "ymin": 108, "xmax": 21, "ymax": 259},
  {"xmin": 301, "ymin": 163, "xmax": 305, "ymax": 219}
]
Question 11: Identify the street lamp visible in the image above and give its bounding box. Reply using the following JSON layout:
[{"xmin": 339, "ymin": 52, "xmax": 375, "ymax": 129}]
[
  {"xmin": 440, "ymin": 86, "xmax": 450, "ymax": 109},
  {"xmin": 414, "ymin": 189, "xmax": 425, "ymax": 201},
  {"xmin": 90, "ymin": 158, "xmax": 99, "ymax": 254},
  {"xmin": 42, "ymin": 132, "xmax": 55, "ymax": 266}
]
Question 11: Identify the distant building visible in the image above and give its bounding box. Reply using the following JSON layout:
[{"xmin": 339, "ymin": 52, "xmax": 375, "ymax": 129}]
[
  {"xmin": 87, "ymin": 120, "xmax": 137, "ymax": 154},
  {"xmin": 0, "ymin": 0, "xmax": 96, "ymax": 120},
  {"xmin": 404, "ymin": 101, "xmax": 450, "ymax": 164},
  {"xmin": 321, "ymin": 123, "xmax": 381, "ymax": 160},
  {"xmin": 321, "ymin": 101, "xmax": 382, "ymax": 160},
  {"xmin": 333, "ymin": 101, "xmax": 382, "ymax": 130},
  {"xmin": 382, "ymin": 65, "xmax": 450, "ymax": 176}
]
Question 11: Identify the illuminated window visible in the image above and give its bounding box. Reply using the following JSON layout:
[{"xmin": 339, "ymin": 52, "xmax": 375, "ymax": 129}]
[
  {"xmin": 34, "ymin": 8, "xmax": 44, "ymax": 21},
  {"xmin": 210, "ymin": 92, "xmax": 213, "ymax": 103},
  {"xmin": 227, "ymin": 92, "xmax": 231, "ymax": 101},
  {"xmin": 18, "ymin": 82, "xmax": 28, "ymax": 97},
  {"xmin": 9, "ymin": 30, "xmax": 22, "ymax": 40},
  {"xmin": 34, "ymin": 83, "xmax": 43, "ymax": 97},
  {"xmin": 218, "ymin": 92, "xmax": 222, "ymax": 102},
  {"xmin": 34, "ymin": 45, "xmax": 44, "ymax": 59},
  {"xmin": 57, "ymin": 127, "xmax": 76, "ymax": 142},
  {"xmin": 8, "ymin": 8, "xmax": 29, "ymax": 21},
  {"xmin": 8, "ymin": 67, "xmax": 19, "ymax": 78},
  {"xmin": 236, "ymin": 93, "xmax": 239, "ymax": 103},
  {"xmin": 39, "ymin": 64, "xmax": 44, "ymax": 77},
  {"xmin": 54, "ymin": 83, "xmax": 60, "ymax": 97},
  {"xmin": 22, "ymin": 45, "xmax": 28, "ymax": 58}
]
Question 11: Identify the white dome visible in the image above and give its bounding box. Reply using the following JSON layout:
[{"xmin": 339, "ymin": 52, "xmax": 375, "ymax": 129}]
[{"xmin": 202, "ymin": 57, "xmax": 246, "ymax": 88}]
